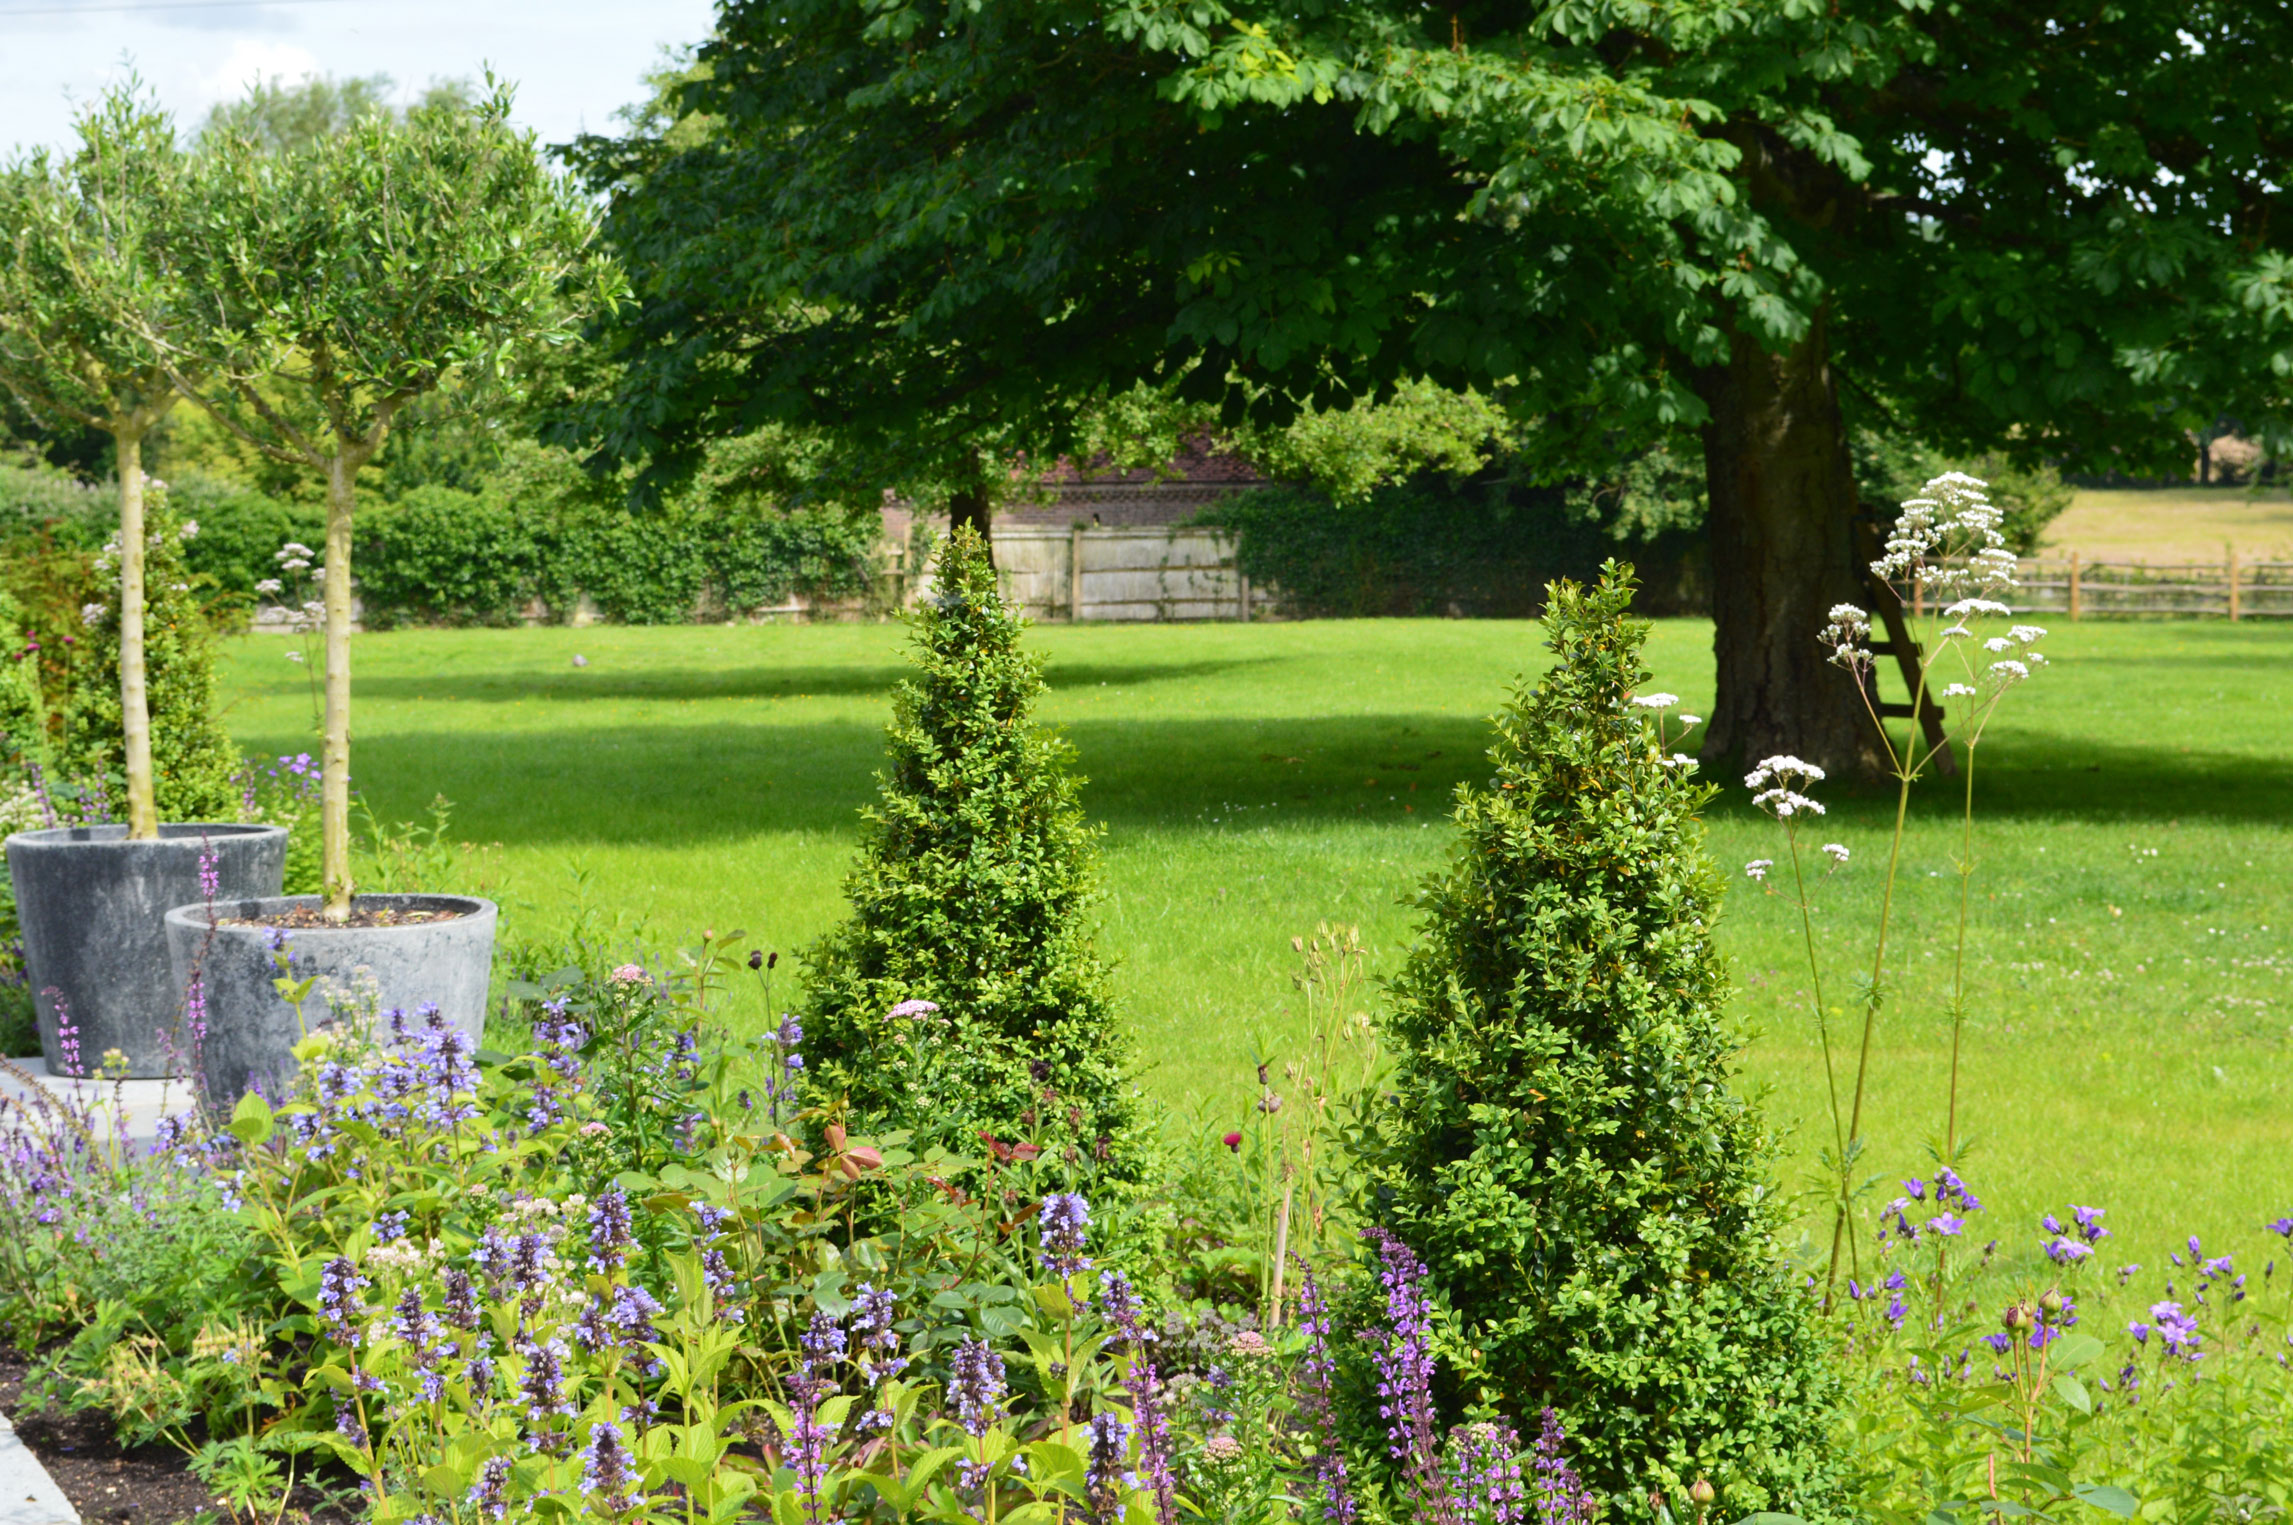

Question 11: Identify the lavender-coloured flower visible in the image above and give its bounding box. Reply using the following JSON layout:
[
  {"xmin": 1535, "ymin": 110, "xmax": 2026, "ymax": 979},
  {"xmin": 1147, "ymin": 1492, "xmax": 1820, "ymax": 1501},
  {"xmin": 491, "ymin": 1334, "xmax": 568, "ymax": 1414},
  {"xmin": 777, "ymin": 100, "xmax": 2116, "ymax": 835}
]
[
  {"xmin": 1099, "ymin": 1272, "xmax": 1177, "ymax": 1525},
  {"xmin": 1040, "ymin": 1191, "xmax": 1091, "ymax": 1276},
  {"xmin": 518, "ymin": 1336, "xmax": 576, "ymax": 1422},
  {"xmin": 852, "ymin": 1284, "xmax": 906, "ymax": 1380},
  {"xmin": 948, "ymin": 1336, "xmax": 1005, "ymax": 1437},
  {"xmin": 317, "ymin": 1256, "xmax": 369, "ymax": 1346},
  {"xmin": 1446, "ymin": 1420, "xmax": 1525, "ymax": 1525},
  {"xmin": 465, "ymin": 1457, "xmax": 513, "ymax": 1521},
  {"xmin": 580, "ymin": 1420, "xmax": 639, "ymax": 1513},
  {"xmin": 1085, "ymin": 1411, "xmax": 1131, "ymax": 1524},
  {"xmin": 886, "ymin": 999, "xmax": 939, "ymax": 1019},
  {"xmin": 588, "ymin": 1186, "xmax": 633, "ymax": 1274}
]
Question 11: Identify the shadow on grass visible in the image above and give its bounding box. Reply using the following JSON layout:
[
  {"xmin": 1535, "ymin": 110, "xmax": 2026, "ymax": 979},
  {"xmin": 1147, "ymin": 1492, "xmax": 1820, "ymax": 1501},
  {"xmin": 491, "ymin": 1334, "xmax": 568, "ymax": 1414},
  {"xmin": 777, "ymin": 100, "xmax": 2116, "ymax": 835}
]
[
  {"xmin": 349, "ymin": 655, "xmax": 1272, "ymax": 706},
  {"xmin": 321, "ymin": 712, "xmax": 2292, "ymax": 850}
]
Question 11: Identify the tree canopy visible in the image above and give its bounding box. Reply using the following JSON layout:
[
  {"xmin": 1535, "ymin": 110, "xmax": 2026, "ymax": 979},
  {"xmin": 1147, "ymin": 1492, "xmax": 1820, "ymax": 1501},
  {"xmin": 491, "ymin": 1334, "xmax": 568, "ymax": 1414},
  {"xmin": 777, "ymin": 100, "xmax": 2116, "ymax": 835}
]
[{"xmin": 570, "ymin": 0, "xmax": 2293, "ymax": 767}]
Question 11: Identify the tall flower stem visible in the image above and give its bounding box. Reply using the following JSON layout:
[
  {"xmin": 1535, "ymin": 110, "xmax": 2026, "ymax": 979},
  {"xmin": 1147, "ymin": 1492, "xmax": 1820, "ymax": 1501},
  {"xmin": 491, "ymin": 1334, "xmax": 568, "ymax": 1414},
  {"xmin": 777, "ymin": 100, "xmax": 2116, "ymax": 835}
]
[
  {"xmin": 1829, "ymin": 769, "xmax": 1913, "ymax": 1292},
  {"xmin": 1943, "ymin": 735, "xmax": 1980, "ymax": 1160},
  {"xmin": 1784, "ymin": 832, "xmax": 1853, "ymax": 1293}
]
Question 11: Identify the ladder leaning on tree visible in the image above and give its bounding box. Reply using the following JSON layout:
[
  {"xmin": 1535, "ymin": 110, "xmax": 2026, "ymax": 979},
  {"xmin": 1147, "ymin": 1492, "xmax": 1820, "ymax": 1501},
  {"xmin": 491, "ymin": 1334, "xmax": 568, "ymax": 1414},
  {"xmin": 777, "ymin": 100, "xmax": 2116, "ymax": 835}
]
[{"xmin": 1852, "ymin": 514, "xmax": 1956, "ymax": 776}]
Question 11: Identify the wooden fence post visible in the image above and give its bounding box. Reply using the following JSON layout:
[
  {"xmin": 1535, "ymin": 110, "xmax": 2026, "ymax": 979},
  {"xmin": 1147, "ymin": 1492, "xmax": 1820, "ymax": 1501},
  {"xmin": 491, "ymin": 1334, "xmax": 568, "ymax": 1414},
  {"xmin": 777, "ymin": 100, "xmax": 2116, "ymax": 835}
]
[
  {"xmin": 1069, "ymin": 524, "xmax": 1085, "ymax": 622},
  {"xmin": 2068, "ymin": 552, "xmax": 2081, "ymax": 621},
  {"xmin": 2228, "ymin": 544, "xmax": 2241, "ymax": 621},
  {"xmin": 1238, "ymin": 571, "xmax": 1252, "ymax": 623}
]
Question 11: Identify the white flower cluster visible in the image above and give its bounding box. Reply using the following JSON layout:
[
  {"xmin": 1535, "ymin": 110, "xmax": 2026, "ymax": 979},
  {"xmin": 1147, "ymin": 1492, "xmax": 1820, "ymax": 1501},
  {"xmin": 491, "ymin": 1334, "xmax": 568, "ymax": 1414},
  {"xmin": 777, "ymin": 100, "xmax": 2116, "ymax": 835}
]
[
  {"xmin": 1745, "ymin": 858, "xmax": 1774, "ymax": 882},
  {"xmin": 1873, "ymin": 472, "xmax": 2018, "ymax": 600},
  {"xmin": 1821, "ymin": 602, "xmax": 1874, "ymax": 673},
  {"xmin": 1631, "ymin": 692, "xmax": 1680, "ymax": 709},
  {"xmin": 1747, "ymin": 754, "xmax": 1826, "ymax": 819},
  {"xmin": 80, "ymin": 602, "xmax": 107, "ymax": 627}
]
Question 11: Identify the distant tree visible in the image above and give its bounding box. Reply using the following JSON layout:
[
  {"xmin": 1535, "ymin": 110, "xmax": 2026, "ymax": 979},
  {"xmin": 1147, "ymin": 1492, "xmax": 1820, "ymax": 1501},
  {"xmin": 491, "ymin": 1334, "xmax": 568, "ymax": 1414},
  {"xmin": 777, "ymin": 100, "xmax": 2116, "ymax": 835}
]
[
  {"xmin": 0, "ymin": 85, "xmax": 199, "ymax": 836},
  {"xmin": 162, "ymin": 83, "xmax": 619, "ymax": 915},
  {"xmin": 199, "ymin": 72, "xmax": 474, "ymax": 157}
]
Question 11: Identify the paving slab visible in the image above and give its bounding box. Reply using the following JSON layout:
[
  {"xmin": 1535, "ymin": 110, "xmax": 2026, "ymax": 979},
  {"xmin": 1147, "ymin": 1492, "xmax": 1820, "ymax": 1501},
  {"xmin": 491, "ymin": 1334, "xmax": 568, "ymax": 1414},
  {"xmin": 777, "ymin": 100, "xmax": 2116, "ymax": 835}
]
[{"xmin": 0, "ymin": 1409, "xmax": 77, "ymax": 1525}]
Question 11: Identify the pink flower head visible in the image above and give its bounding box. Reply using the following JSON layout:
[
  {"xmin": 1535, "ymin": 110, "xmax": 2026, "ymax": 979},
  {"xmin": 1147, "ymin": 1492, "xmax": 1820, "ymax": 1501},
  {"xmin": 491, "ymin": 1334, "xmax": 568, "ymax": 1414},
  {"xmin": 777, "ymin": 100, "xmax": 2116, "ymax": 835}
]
[
  {"xmin": 609, "ymin": 964, "xmax": 650, "ymax": 985},
  {"xmin": 1222, "ymin": 1131, "xmax": 1243, "ymax": 1152},
  {"xmin": 886, "ymin": 998, "xmax": 940, "ymax": 1019}
]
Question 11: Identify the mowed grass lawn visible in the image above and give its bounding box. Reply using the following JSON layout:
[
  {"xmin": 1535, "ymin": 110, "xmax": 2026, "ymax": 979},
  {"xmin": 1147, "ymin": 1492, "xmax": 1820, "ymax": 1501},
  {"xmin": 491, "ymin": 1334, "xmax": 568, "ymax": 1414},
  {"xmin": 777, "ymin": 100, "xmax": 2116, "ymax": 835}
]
[{"xmin": 217, "ymin": 617, "xmax": 2292, "ymax": 1262}]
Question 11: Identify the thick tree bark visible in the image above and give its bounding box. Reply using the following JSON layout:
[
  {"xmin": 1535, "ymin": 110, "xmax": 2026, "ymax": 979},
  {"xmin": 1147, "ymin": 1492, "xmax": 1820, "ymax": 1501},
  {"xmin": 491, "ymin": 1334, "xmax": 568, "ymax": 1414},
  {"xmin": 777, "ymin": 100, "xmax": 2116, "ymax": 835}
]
[
  {"xmin": 320, "ymin": 451, "xmax": 358, "ymax": 919},
  {"xmin": 948, "ymin": 483, "xmax": 994, "ymax": 568},
  {"xmin": 113, "ymin": 421, "xmax": 158, "ymax": 840},
  {"xmin": 1695, "ymin": 311, "xmax": 1886, "ymax": 780}
]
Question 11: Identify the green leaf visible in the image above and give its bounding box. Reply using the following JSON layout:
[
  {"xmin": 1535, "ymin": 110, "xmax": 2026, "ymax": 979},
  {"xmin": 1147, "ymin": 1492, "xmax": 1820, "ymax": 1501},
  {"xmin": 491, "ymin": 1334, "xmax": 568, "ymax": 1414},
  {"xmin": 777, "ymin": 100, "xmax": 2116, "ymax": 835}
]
[
  {"xmin": 2073, "ymin": 1485, "xmax": 2138, "ymax": 1518},
  {"xmin": 2048, "ymin": 1333, "xmax": 2105, "ymax": 1370},
  {"xmin": 229, "ymin": 1089, "xmax": 275, "ymax": 1144},
  {"xmin": 2051, "ymin": 1373, "xmax": 2092, "ymax": 1414}
]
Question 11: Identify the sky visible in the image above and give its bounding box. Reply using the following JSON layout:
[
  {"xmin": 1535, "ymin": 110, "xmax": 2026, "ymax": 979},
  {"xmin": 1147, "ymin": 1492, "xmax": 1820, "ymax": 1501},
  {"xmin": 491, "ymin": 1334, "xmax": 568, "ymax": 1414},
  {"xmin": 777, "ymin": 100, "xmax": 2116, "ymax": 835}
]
[{"xmin": 0, "ymin": 0, "xmax": 720, "ymax": 156}]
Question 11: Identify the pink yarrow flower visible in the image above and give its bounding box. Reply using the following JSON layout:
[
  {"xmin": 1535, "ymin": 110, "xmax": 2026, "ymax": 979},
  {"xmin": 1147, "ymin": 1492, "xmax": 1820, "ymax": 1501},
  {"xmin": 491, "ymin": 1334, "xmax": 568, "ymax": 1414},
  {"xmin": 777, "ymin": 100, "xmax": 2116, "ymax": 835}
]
[{"xmin": 609, "ymin": 964, "xmax": 650, "ymax": 984}]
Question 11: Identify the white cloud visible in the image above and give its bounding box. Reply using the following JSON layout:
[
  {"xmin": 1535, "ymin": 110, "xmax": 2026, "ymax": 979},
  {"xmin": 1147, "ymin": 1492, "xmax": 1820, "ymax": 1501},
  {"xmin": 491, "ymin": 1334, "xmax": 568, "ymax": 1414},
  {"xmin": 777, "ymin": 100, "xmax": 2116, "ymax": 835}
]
[{"xmin": 198, "ymin": 37, "xmax": 323, "ymax": 111}]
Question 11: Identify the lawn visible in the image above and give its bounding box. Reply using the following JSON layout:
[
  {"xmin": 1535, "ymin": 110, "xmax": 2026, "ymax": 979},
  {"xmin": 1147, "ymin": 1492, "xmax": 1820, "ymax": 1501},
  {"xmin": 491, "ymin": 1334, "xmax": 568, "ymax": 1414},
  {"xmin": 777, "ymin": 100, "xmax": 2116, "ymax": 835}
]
[
  {"xmin": 2045, "ymin": 483, "xmax": 2293, "ymax": 561},
  {"xmin": 216, "ymin": 616, "xmax": 2292, "ymax": 1265}
]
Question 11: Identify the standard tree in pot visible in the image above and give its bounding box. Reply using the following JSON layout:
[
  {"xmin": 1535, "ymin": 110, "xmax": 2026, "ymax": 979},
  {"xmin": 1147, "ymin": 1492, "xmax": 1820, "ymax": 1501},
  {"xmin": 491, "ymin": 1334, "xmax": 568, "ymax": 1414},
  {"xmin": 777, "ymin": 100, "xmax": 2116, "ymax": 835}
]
[
  {"xmin": 150, "ymin": 83, "xmax": 619, "ymax": 1093},
  {"xmin": 0, "ymin": 89, "xmax": 287, "ymax": 1076}
]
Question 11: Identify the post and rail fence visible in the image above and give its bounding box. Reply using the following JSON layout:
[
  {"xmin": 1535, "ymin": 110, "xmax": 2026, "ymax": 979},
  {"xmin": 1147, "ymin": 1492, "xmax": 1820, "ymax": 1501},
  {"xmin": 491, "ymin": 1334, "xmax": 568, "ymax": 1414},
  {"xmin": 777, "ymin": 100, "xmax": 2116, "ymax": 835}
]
[{"xmin": 1892, "ymin": 549, "xmax": 2293, "ymax": 623}]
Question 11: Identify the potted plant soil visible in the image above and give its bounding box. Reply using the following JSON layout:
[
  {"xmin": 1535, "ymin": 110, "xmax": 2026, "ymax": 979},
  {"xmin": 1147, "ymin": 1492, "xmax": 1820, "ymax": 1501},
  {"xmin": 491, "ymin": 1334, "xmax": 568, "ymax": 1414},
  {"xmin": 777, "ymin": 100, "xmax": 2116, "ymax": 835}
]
[
  {"xmin": 146, "ymin": 88, "xmax": 614, "ymax": 1099},
  {"xmin": 0, "ymin": 95, "xmax": 288, "ymax": 1076}
]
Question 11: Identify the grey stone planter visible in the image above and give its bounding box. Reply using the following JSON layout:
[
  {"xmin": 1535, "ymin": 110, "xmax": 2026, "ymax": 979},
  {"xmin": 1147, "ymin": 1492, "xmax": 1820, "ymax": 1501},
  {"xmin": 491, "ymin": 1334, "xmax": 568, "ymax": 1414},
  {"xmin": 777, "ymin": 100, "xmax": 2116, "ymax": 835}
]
[
  {"xmin": 163, "ymin": 894, "xmax": 497, "ymax": 1104},
  {"xmin": 5, "ymin": 823, "xmax": 289, "ymax": 1077}
]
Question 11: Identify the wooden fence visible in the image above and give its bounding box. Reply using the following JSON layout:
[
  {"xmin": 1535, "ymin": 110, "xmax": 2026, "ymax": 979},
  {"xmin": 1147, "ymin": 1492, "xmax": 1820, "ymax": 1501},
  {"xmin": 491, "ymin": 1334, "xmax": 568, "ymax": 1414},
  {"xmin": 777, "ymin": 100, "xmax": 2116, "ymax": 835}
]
[
  {"xmin": 1893, "ymin": 553, "xmax": 2293, "ymax": 621},
  {"xmin": 892, "ymin": 525, "xmax": 1258, "ymax": 622}
]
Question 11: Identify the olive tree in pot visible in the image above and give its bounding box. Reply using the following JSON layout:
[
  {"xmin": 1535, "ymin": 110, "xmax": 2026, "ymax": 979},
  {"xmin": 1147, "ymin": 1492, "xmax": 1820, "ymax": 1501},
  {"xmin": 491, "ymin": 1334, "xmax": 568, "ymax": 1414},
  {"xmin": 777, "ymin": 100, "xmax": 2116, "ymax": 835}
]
[
  {"xmin": 0, "ymin": 89, "xmax": 287, "ymax": 1077},
  {"xmin": 150, "ymin": 83, "xmax": 619, "ymax": 1098}
]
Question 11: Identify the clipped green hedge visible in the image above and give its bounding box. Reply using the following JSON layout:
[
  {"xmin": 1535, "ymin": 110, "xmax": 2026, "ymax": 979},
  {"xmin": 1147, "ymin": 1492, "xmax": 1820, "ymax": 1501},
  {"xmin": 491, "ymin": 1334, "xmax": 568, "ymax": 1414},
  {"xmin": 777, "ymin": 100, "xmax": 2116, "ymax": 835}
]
[{"xmin": 1198, "ymin": 471, "xmax": 1708, "ymax": 619}]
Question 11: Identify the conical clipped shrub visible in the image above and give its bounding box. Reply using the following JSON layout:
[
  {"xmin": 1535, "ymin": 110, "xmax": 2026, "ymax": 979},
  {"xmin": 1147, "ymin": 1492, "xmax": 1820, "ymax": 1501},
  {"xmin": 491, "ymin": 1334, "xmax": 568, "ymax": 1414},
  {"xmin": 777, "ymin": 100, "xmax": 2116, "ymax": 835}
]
[
  {"xmin": 1373, "ymin": 563, "xmax": 1841, "ymax": 1519},
  {"xmin": 64, "ymin": 494, "xmax": 239, "ymax": 820},
  {"xmin": 802, "ymin": 526, "xmax": 1148, "ymax": 1187}
]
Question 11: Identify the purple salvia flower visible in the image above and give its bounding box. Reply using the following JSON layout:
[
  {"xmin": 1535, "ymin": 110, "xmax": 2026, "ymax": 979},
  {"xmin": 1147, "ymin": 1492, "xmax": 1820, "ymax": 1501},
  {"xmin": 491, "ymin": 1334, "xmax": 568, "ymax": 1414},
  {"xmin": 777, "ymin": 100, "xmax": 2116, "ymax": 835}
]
[
  {"xmin": 317, "ymin": 1256, "xmax": 368, "ymax": 1346},
  {"xmin": 1446, "ymin": 1420, "xmax": 1525, "ymax": 1525},
  {"xmin": 1361, "ymin": 1228, "xmax": 1454, "ymax": 1525},
  {"xmin": 518, "ymin": 1336, "xmax": 576, "ymax": 1423},
  {"xmin": 1530, "ymin": 1409, "xmax": 1595, "ymax": 1525},
  {"xmin": 852, "ymin": 1284, "xmax": 905, "ymax": 1380},
  {"xmin": 948, "ymin": 1335, "xmax": 1005, "ymax": 1437},
  {"xmin": 1294, "ymin": 1257, "xmax": 1357, "ymax": 1525},
  {"xmin": 466, "ymin": 1457, "xmax": 512, "ymax": 1521}
]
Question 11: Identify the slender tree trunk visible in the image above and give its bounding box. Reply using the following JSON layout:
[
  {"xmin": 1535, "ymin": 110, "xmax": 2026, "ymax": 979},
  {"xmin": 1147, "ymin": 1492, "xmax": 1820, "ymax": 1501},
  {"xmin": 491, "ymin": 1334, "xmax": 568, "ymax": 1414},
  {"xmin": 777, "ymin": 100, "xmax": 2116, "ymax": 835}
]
[
  {"xmin": 320, "ymin": 452, "xmax": 357, "ymax": 919},
  {"xmin": 113, "ymin": 421, "xmax": 158, "ymax": 840},
  {"xmin": 949, "ymin": 483, "xmax": 994, "ymax": 568},
  {"xmin": 1694, "ymin": 312, "xmax": 1885, "ymax": 780}
]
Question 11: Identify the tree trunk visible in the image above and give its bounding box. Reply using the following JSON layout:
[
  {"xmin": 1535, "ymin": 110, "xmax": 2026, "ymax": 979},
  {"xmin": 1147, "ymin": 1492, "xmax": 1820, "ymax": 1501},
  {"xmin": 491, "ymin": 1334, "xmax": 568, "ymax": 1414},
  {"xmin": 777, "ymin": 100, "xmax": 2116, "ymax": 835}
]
[
  {"xmin": 1694, "ymin": 312, "xmax": 1885, "ymax": 780},
  {"xmin": 113, "ymin": 421, "xmax": 158, "ymax": 840},
  {"xmin": 320, "ymin": 451, "xmax": 357, "ymax": 919},
  {"xmin": 949, "ymin": 483, "xmax": 994, "ymax": 568}
]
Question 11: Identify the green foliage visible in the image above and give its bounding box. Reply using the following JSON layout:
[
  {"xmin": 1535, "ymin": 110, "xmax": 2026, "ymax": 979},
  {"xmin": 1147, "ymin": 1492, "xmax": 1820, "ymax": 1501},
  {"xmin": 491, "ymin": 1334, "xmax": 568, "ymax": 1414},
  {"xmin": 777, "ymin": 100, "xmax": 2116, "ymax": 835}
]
[
  {"xmin": 197, "ymin": 70, "xmax": 473, "ymax": 157},
  {"xmin": 1372, "ymin": 565, "xmax": 1842, "ymax": 1518},
  {"xmin": 1201, "ymin": 472, "xmax": 1704, "ymax": 619},
  {"xmin": 0, "ymin": 588, "xmax": 48, "ymax": 766},
  {"xmin": 803, "ymin": 527, "xmax": 1148, "ymax": 1190},
  {"xmin": 166, "ymin": 471, "xmax": 324, "ymax": 601},
  {"xmin": 62, "ymin": 497, "xmax": 238, "ymax": 819}
]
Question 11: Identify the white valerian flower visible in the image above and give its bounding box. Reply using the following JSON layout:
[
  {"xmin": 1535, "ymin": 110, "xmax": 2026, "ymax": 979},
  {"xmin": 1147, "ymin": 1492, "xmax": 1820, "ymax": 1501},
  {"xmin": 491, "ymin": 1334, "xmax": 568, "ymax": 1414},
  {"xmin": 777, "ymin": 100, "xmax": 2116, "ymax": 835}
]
[
  {"xmin": 1821, "ymin": 604, "xmax": 1874, "ymax": 671},
  {"xmin": 1658, "ymin": 753, "xmax": 1698, "ymax": 770},
  {"xmin": 278, "ymin": 542, "xmax": 315, "ymax": 560},
  {"xmin": 1677, "ymin": 714, "xmax": 1701, "ymax": 727},
  {"xmin": 1745, "ymin": 755, "xmax": 1826, "ymax": 790},
  {"xmin": 285, "ymin": 650, "xmax": 305, "ymax": 663},
  {"xmin": 281, "ymin": 557, "xmax": 311, "ymax": 573},
  {"xmin": 1754, "ymin": 787, "xmax": 1826, "ymax": 818},
  {"xmin": 1872, "ymin": 472, "xmax": 2017, "ymax": 600},
  {"xmin": 1939, "ymin": 623, "xmax": 1974, "ymax": 639},
  {"xmin": 1822, "ymin": 843, "xmax": 1851, "ymax": 865},
  {"xmin": 2009, "ymin": 624, "xmax": 2047, "ymax": 644},
  {"xmin": 255, "ymin": 578, "xmax": 283, "ymax": 596},
  {"xmin": 1942, "ymin": 683, "xmax": 1978, "ymax": 698},
  {"xmin": 1745, "ymin": 859, "xmax": 1774, "ymax": 882},
  {"xmin": 1944, "ymin": 597, "xmax": 2013, "ymax": 619},
  {"xmin": 1990, "ymin": 659, "xmax": 2031, "ymax": 684},
  {"xmin": 178, "ymin": 519, "xmax": 199, "ymax": 540},
  {"xmin": 1983, "ymin": 636, "xmax": 2016, "ymax": 653},
  {"xmin": 80, "ymin": 602, "xmax": 106, "ymax": 627},
  {"xmin": 1631, "ymin": 692, "xmax": 1680, "ymax": 709}
]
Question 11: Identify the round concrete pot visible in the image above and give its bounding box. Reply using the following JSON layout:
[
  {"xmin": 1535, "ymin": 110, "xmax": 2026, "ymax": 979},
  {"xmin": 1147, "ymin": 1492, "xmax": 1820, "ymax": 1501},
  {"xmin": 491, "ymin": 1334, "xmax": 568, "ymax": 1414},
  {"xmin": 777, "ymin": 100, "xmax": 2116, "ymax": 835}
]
[
  {"xmin": 6, "ymin": 823, "xmax": 289, "ymax": 1077},
  {"xmin": 164, "ymin": 893, "xmax": 497, "ymax": 1103}
]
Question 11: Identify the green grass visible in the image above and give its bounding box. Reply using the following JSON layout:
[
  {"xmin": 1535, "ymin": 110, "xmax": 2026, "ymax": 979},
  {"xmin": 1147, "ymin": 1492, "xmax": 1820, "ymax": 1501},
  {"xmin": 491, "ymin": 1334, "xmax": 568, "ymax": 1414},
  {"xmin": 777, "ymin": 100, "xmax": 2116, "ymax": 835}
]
[{"xmin": 216, "ymin": 617, "xmax": 2293, "ymax": 1264}]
